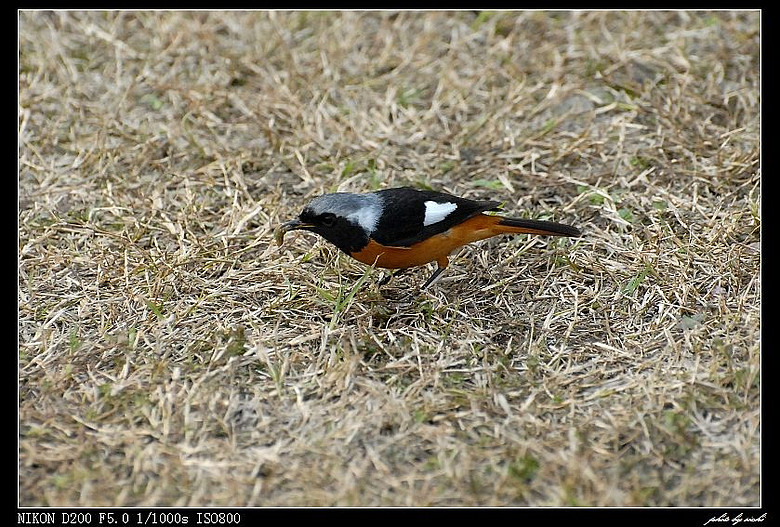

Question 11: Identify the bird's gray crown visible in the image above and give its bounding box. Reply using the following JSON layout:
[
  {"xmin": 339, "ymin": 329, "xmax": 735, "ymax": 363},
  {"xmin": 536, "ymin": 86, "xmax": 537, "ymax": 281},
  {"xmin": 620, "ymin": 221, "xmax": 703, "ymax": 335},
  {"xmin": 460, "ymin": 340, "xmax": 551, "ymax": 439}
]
[{"xmin": 305, "ymin": 192, "xmax": 382, "ymax": 233}]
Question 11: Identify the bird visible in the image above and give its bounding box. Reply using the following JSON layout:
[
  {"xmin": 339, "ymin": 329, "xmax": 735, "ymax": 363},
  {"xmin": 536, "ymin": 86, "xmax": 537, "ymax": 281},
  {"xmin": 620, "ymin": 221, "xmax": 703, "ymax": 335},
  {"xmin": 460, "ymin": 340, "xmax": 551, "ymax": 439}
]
[{"xmin": 275, "ymin": 186, "xmax": 580, "ymax": 289}]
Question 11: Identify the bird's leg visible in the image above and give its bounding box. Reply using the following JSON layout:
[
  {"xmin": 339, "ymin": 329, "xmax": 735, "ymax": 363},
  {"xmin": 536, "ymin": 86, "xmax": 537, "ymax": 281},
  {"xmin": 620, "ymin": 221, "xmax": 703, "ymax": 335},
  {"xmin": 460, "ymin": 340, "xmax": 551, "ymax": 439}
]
[
  {"xmin": 378, "ymin": 268, "xmax": 410, "ymax": 286},
  {"xmin": 420, "ymin": 257, "xmax": 449, "ymax": 290}
]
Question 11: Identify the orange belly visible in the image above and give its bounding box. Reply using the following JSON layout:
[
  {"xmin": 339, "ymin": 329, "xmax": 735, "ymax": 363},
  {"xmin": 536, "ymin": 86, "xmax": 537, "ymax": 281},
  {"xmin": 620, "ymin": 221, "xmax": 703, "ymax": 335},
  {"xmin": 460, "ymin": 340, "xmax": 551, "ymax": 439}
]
[{"xmin": 350, "ymin": 214, "xmax": 504, "ymax": 269}]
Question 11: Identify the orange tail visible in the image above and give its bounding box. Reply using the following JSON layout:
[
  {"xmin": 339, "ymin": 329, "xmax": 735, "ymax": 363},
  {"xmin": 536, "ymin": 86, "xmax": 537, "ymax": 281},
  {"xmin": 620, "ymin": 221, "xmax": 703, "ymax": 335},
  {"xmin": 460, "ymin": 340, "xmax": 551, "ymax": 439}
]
[
  {"xmin": 455, "ymin": 214, "xmax": 580, "ymax": 247},
  {"xmin": 493, "ymin": 216, "xmax": 581, "ymax": 237}
]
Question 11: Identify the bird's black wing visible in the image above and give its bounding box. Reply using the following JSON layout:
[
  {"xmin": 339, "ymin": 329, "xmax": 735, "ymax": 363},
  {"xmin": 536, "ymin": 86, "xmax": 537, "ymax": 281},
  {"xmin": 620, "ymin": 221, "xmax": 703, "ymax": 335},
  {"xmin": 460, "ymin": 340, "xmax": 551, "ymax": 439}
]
[{"xmin": 371, "ymin": 187, "xmax": 501, "ymax": 247}]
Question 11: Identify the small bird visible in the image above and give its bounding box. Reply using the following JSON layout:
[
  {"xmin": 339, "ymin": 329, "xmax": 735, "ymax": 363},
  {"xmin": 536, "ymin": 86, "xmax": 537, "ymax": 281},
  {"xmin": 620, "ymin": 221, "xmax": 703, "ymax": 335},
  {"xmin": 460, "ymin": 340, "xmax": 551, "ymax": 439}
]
[{"xmin": 276, "ymin": 186, "xmax": 580, "ymax": 289}]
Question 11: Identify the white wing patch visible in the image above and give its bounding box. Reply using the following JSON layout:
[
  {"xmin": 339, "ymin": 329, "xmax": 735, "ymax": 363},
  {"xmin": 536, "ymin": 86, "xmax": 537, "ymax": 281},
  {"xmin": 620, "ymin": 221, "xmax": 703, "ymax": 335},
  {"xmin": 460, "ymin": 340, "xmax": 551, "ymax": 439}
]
[{"xmin": 423, "ymin": 201, "xmax": 457, "ymax": 226}]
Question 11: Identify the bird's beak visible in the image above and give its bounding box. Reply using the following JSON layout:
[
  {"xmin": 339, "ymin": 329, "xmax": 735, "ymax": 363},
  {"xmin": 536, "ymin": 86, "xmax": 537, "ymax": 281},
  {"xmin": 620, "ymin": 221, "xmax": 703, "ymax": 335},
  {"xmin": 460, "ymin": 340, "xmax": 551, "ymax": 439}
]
[{"xmin": 274, "ymin": 218, "xmax": 313, "ymax": 246}]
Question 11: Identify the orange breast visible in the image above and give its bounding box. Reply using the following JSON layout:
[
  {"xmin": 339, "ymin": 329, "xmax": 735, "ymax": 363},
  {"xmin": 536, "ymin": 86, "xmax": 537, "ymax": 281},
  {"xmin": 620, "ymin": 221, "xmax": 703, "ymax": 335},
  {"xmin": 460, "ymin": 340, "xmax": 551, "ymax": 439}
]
[{"xmin": 350, "ymin": 214, "xmax": 504, "ymax": 269}]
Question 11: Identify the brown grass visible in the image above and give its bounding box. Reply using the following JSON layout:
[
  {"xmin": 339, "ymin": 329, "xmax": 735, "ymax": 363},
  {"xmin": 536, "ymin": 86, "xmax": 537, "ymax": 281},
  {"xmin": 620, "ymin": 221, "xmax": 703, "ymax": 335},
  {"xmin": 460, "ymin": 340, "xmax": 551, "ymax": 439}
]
[{"xmin": 19, "ymin": 10, "xmax": 760, "ymax": 507}]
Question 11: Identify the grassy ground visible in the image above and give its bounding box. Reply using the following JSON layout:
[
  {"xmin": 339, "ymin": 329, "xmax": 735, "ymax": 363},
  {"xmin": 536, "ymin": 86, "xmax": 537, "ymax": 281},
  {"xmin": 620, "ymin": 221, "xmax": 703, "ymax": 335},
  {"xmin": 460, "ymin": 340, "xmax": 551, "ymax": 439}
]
[{"xmin": 19, "ymin": 11, "xmax": 760, "ymax": 507}]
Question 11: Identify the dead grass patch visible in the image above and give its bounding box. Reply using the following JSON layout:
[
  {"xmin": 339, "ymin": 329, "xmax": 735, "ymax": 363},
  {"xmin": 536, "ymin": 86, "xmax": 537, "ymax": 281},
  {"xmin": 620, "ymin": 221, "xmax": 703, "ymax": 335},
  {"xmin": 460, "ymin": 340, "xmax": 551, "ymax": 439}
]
[{"xmin": 19, "ymin": 10, "xmax": 759, "ymax": 506}]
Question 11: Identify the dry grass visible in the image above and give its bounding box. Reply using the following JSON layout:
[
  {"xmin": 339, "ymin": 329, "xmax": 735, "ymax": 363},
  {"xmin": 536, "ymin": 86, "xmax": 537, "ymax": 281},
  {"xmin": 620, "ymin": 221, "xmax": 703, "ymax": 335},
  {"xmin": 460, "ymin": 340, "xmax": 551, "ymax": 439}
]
[{"xmin": 19, "ymin": 10, "xmax": 760, "ymax": 507}]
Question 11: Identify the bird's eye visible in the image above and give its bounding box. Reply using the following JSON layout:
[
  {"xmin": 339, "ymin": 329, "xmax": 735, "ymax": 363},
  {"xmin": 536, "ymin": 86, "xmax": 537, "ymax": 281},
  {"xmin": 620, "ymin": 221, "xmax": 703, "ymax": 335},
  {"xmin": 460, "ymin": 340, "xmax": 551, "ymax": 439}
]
[{"xmin": 321, "ymin": 213, "xmax": 336, "ymax": 227}]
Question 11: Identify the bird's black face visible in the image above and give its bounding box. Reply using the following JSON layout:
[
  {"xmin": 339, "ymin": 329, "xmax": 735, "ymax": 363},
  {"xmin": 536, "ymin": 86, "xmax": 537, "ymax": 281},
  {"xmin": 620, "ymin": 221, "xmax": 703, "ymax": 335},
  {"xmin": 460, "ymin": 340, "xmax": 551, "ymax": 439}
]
[{"xmin": 276, "ymin": 205, "xmax": 371, "ymax": 255}]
